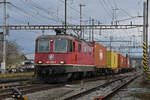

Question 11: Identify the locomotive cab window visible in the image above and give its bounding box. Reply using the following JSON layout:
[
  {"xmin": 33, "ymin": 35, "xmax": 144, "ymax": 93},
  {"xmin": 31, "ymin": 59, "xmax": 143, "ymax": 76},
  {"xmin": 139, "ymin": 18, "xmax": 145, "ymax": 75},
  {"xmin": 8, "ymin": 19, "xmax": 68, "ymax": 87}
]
[
  {"xmin": 68, "ymin": 40, "xmax": 72, "ymax": 52},
  {"xmin": 84, "ymin": 46, "xmax": 87, "ymax": 54},
  {"xmin": 73, "ymin": 42, "xmax": 75, "ymax": 52},
  {"xmin": 54, "ymin": 39, "xmax": 67, "ymax": 53},
  {"xmin": 89, "ymin": 47, "xmax": 92, "ymax": 55},
  {"xmin": 38, "ymin": 40, "xmax": 50, "ymax": 52}
]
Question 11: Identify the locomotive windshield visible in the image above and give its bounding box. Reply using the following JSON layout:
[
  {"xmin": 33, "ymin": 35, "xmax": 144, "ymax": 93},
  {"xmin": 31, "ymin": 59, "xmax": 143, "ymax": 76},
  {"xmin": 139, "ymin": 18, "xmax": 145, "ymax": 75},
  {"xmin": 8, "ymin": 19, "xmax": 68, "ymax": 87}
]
[
  {"xmin": 38, "ymin": 40, "xmax": 50, "ymax": 52},
  {"xmin": 54, "ymin": 39, "xmax": 67, "ymax": 52}
]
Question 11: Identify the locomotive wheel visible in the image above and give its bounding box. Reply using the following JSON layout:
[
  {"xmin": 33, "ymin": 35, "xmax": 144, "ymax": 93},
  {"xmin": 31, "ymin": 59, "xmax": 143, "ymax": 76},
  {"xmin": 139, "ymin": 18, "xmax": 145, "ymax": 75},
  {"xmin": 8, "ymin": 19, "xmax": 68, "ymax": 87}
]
[{"xmin": 69, "ymin": 72, "xmax": 85, "ymax": 80}]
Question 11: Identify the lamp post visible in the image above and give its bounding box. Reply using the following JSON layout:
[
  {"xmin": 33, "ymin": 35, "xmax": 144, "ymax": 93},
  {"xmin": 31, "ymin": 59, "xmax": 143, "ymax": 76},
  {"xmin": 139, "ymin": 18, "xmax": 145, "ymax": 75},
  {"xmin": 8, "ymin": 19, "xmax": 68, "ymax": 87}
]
[
  {"xmin": 1, "ymin": 0, "xmax": 7, "ymax": 73},
  {"xmin": 79, "ymin": 4, "xmax": 86, "ymax": 38},
  {"xmin": 64, "ymin": 0, "xmax": 67, "ymax": 34}
]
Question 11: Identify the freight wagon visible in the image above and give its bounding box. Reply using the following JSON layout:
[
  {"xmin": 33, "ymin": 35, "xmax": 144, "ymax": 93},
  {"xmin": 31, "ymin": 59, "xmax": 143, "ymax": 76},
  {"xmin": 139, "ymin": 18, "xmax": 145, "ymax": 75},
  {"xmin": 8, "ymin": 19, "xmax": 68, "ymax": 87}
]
[
  {"xmin": 118, "ymin": 54, "xmax": 124, "ymax": 68},
  {"xmin": 91, "ymin": 42, "xmax": 107, "ymax": 68},
  {"xmin": 34, "ymin": 34, "xmax": 134, "ymax": 83},
  {"xmin": 107, "ymin": 51, "xmax": 118, "ymax": 69}
]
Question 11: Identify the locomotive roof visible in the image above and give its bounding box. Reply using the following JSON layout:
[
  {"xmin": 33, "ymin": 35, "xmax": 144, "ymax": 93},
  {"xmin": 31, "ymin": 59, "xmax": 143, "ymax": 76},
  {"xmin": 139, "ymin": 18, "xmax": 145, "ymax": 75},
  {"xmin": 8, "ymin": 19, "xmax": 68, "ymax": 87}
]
[{"xmin": 36, "ymin": 35, "xmax": 93, "ymax": 46}]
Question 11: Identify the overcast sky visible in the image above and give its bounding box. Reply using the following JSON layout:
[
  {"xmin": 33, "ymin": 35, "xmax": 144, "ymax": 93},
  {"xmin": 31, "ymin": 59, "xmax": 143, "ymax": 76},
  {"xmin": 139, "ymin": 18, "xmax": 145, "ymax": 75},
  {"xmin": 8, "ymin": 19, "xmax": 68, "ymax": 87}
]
[{"xmin": 0, "ymin": 0, "xmax": 145, "ymax": 56}]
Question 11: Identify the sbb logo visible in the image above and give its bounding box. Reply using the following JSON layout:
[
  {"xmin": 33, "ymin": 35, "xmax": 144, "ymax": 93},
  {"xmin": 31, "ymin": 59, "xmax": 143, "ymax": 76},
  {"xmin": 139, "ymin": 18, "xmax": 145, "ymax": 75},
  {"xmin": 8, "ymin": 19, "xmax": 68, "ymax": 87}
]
[{"xmin": 48, "ymin": 54, "xmax": 54, "ymax": 60}]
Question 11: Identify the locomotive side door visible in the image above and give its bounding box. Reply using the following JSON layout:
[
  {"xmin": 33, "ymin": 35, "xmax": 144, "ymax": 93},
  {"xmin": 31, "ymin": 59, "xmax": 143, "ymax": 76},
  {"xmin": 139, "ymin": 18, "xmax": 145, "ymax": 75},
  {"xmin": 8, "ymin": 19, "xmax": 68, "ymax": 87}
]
[{"xmin": 72, "ymin": 41, "xmax": 77, "ymax": 64}]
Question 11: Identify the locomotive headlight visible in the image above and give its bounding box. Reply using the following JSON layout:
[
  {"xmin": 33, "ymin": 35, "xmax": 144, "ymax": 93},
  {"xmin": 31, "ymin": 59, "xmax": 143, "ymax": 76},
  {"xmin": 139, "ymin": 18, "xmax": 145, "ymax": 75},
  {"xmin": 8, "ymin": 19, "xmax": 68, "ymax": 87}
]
[
  {"xmin": 12, "ymin": 95, "xmax": 15, "ymax": 98},
  {"xmin": 60, "ymin": 61, "xmax": 65, "ymax": 64},
  {"xmin": 38, "ymin": 61, "xmax": 43, "ymax": 64},
  {"xmin": 17, "ymin": 95, "xmax": 21, "ymax": 98}
]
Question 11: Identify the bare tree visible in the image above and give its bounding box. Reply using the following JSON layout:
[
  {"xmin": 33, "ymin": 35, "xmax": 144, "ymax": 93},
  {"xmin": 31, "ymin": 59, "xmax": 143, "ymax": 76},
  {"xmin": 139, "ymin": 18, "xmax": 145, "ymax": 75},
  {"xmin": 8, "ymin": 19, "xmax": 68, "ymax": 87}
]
[{"xmin": 0, "ymin": 40, "xmax": 25, "ymax": 67}]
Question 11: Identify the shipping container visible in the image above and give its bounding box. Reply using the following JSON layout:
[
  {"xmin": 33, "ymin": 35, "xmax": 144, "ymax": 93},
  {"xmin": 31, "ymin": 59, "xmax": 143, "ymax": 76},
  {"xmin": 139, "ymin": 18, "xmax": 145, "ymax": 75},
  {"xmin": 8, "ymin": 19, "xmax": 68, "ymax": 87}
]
[
  {"xmin": 126, "ymin": 57, "xmax": 130, "ymax": 68},
  {"xmin": 91, "ymin": 42, "xmax": 107, "ymax": 68},
  {"xmin": 106, "ymin": 51, "xmax": 118, "ymax": 69},
  {"xmin": 123, "ymin": 57, "xmax": 126, "ymax": 67},
  {"xmin": 118, "ymin": 54, "xmax": 124, "ymax": 68},
  {"xmin": 123, "ymin": 57, "xmax": 130, "ymax": 68}
]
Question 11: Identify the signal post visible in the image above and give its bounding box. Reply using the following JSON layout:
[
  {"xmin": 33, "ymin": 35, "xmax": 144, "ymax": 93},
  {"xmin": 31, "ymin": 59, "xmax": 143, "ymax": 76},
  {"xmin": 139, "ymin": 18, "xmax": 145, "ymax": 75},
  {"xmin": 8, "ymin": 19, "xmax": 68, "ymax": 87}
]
[{"xmin": 143, "ymin": 0, "xmax": 150, "ymax": 81}]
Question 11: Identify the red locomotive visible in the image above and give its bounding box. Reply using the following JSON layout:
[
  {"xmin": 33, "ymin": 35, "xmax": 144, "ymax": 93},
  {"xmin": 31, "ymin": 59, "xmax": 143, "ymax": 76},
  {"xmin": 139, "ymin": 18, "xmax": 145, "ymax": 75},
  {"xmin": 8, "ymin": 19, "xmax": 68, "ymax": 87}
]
[
  {"xmin": 34, "ymin": 33, "xmax": 134, "ymax": 83},
  {"xmin": 35, "ymin": 34, "xmax": 96, "ymax": 83}
]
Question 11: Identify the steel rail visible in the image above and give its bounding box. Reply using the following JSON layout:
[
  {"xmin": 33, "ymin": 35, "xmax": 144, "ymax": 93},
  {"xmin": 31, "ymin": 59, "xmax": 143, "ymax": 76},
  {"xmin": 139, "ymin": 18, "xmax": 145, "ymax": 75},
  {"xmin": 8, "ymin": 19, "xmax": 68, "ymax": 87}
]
[{"xmin": 62, "ymin": 75, "xmax": 138, "ymax": 100}]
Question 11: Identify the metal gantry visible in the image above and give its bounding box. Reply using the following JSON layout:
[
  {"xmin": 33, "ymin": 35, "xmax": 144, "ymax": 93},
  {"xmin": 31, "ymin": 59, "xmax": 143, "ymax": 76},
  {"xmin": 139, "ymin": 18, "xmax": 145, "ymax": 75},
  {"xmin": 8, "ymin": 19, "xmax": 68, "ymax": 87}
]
[
  {"xmin": 0, "ymin": 24, "xmax": 143, "ymax": 30},
  {"xmin": 106, "ymin": 45, "xmax": 143, "ymax": 49}
]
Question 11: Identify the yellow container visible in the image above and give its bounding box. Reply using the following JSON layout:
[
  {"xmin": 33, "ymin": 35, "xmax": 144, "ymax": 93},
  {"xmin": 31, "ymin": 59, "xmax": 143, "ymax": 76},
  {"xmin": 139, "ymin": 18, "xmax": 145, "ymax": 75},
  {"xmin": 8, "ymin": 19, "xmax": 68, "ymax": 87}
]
[{"xmin": 107, "ymin": 51, "xmax": 118, "ymax": 69}]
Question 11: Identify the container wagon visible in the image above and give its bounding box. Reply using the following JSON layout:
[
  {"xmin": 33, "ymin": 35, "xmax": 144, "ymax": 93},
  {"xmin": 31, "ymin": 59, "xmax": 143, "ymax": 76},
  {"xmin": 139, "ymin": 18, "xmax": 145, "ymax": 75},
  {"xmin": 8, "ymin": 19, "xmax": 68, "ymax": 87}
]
[
  {"xmin": 107, "ymin": 51, "xmax": 118, "ymax": 73},
  {"xmin": 91, "ymin": 42, "xmax": 107, "ymax": 75}
]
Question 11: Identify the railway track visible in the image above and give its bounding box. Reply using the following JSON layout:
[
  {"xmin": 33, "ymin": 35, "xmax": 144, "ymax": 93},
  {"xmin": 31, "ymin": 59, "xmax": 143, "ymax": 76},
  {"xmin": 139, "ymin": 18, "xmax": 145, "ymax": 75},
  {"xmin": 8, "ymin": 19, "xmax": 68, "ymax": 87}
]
[
  {"xmin": 0, "ymin": 72, "xmax": 138, "ymax": 100},
  {"xmin": 0, "ymin": 83, "xmax": 65, "ymax": 99},
  {"xmin": 57, "ymin": 75, "xmax": 139, "ymax": 100},
  {"xmin": 98, "ymin": 76, "xmax": 139, "ymax": 100}
]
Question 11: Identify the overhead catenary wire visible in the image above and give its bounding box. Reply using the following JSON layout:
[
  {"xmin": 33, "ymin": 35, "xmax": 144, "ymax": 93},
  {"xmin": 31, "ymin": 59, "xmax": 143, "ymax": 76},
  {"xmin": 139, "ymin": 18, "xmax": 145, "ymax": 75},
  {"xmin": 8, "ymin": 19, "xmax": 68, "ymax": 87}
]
[
  {"xmin": 113, "ymin": 0, "xmax": 118, "ymax": 9},
  {"xmin": 20, "ymin": 0, "xmax": 63, "ymax": 23},
  {"xmin": 59, "ymin": 0, "xmax": 102, "ymax": 24},
  {"xmin": 8, "ymin": 2, "xmax": 62, "ymax": 24},
  {"xmin": 119, "ymin": 8, "xmax": 133, "ymax": 18},
  {"xmin": 19, "ymin": 0, "xmax": 78, "ymax": 25},
  {"xmin": 58, "ymin": 0, "xmax": 89, "ymax": 24},
  {"xmin": 102, "ymin": 0, "xmax": 114, "ymax": 13},
  {"xmin": 107, "ymin": 0, "xmax": 115, "ymax": 9},
  {"xmin": 109, "ymin": 0, "xmax": 142, "ymax": 48},
  {"xmin": 59, "ymin": 0, "xmax": 88, "ymax": 18},
  {"xmin": 8, "ymin": 4, "xmax": 51, "ymax": 24},
  {"xmin": 6, "ymin": 4, "xmax": 41, "ymax": 24},
  {"xmin": 98, "ymin": 0, "xmax": 113, "ymax": 18},
  {"xmin": 0, "ymin": 1, "xmax": 63, "ymax": 24}
]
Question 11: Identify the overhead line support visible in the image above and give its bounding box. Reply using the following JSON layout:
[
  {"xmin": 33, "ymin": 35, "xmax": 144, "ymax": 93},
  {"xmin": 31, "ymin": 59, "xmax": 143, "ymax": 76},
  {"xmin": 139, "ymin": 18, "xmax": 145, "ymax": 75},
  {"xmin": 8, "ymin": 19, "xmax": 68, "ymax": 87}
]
[
  {"xmin": 1, "ymin": 0, "xmax": 7, "ymax": 74},
  {"xmin": 65, "ymin": 0, "xmax": 67, "ymax": 34},
  {"xmin": 0, "ymin": 25, "xmax": 143, "ymax": 30},
  {"xmin": 143, "ymin": 0, "xmax": 150, "ymax": 81}
]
